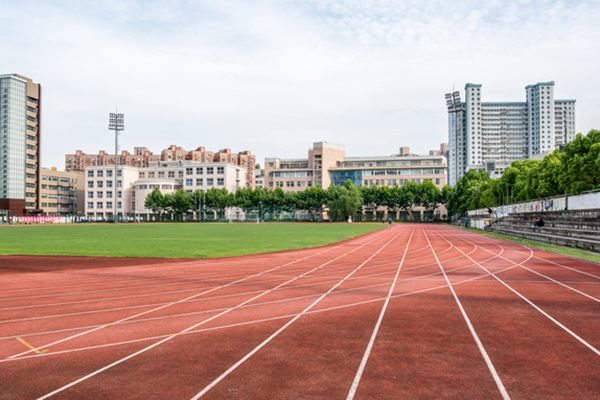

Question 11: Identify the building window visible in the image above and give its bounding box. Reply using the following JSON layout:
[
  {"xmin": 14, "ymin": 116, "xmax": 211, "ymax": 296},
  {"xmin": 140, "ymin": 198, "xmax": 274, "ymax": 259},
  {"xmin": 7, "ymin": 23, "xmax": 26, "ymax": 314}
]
[
  {"xmin": 106, "ymin": 170, "xmax": 113, "ymax": 178},
  {"xmin": 207, "ymin": 167, "xmax": 214, "ymax": 174},
  {"xmin": 196, "ymin": 178, "xmax": 203, "ymax": 185},
  {"xmin": 158, "ymin": 171, "xmax": 165, "ymax": 178},
  {"xmin": 148, "ymin": 172, "xmax": 155, "ymax": 178},
  {"xmin": 106, "ymin": 191, "xmax": 113, "ymax": 198},
  {"xmin": 106, "ymin": 201, "xmax": 113, "ymax": 209},
  {"xmin": 217, "ymin": 167, "xmax": 224, "ymax": 174},
  {"xmin": 117, "ymin": 202, "xmax": 122, "ymax": 209},
  {"xmin": 217, "ymin": 178, "xmax": 224, "ymax": 186},
  {"xmin": 186, "ymin": 168, "xmax": 193, "ymax": 175},
  {"xmin": 97, "ymin": 191, "xmax": 103, "ymax": 198},
  {"xmin": 87, "ymin": 171, "xmax": 94, "ymax": 178},
  {"xmin": 186, "ymin": 178, "xmax": 193, "ymax": 186},
  {"xmin": 97, "ymin": 202, "xmax": 103, "ymax": 209},
  {"xmin": 168, "ymin": 171, "xmax": 175, "ymax": 178},
  {"xmin": 87, "ymin": 202, "xmax": 94, "ymax": 209},
  {"xmin": 207, "ymin": 178, "xmax": 214, "ymax": 186},
  {"xmin": 97, "ymin": 170, "xmax": 103, "ymax": 178},
  {"xmin": 178, "ymin": 171, "xmax": 184, "ymax": 178},
  {"xmin": 97, "ymin": 181, "xmax": 103, "ymax": 188},
  {"xmin": 196, "ymin": 167, "xmax": 203, "ymax": 174},
  {"xmin": 88, "ymin": 181, "xmax": 94, "ymax": 188},
  {"xmin": 139, "ymin": 172, "xmax": 145, "ymax": 178},
  {"xmin": 106, "ymin": 181, "xmax": 113, "ymax": 188}
]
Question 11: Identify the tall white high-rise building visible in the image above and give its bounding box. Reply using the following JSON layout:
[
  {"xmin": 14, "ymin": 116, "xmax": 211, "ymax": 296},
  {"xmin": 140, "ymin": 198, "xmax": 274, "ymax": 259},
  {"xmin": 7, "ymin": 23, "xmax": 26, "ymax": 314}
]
[{"xmin": 446, "ymin": 81, "xmax": 576, "ymax": 185}]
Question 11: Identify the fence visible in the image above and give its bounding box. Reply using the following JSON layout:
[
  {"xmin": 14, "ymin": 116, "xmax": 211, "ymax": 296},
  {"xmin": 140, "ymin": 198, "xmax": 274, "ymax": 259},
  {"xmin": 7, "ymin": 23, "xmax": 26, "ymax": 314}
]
[{"xmin": 466, "ymin": 189, "xmax": 600, "ymax": 229}]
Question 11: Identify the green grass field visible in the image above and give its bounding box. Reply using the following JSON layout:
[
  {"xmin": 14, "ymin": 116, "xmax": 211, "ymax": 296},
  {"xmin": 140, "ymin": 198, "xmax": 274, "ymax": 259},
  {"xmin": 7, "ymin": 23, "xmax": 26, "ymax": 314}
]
[{"xmin": 0, "ymin": 223, "xmax": 384, "ymax": 258}]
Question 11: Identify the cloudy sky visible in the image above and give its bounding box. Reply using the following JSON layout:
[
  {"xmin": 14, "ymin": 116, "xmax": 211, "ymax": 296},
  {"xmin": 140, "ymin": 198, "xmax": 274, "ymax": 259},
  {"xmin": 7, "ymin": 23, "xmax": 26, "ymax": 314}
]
[{"xmin": 2, "ymin": 0, "xmax": 599, "ymax": 168}]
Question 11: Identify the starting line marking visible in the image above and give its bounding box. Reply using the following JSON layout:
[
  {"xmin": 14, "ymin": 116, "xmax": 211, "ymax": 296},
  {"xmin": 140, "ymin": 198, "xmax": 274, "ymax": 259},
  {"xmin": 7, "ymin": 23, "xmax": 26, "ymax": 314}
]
[{"xmin": 15, "ymin": 337, "xmax": 48, "ymax": 355}]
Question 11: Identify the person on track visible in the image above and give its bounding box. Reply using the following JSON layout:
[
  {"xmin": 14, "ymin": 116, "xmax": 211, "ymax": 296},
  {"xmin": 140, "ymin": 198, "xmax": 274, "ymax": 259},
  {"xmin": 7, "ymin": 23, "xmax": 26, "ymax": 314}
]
[{"xmin": 388, "ymin": 218, "xmax": 392, "ymax": 230}]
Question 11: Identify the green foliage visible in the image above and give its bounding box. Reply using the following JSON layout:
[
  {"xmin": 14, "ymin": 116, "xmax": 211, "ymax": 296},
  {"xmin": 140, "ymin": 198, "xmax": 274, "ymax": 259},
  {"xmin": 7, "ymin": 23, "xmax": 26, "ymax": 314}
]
[
  {"xmin": 452, "ymin": 128, "xmax": 600, "ymax": 212},
  {"xmin": 326, "ymin": 180, "xmax": 363, "ymax": 221}
]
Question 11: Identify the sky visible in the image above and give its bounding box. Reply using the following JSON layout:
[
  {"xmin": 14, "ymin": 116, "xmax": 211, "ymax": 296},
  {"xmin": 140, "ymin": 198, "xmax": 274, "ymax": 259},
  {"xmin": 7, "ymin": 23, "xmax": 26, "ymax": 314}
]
[{"xmin": 2, "ymin": 0, "xmax": 599, "ymax": 169}]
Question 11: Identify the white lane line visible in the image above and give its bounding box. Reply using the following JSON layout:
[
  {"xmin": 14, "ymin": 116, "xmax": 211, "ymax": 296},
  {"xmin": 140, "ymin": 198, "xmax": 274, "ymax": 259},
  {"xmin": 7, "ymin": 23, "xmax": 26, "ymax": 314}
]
[
  {"xmin": 347, "ymin": 226, "xmax": 415, "ymax": 399},
  {"xmin": 188, "ymin": 228, "xmax": 405, "ymax": 400},
  {"xmin": 424, "ymin": 227, "xmax": 511, "ymax": 400},
  {"xmin": 7, "ymin": 264, "xmax": 526, "ymax": 364},
  {"xmin": 8, "ymin": 244, "xmax": 336, "ymax": 360},
  {"xmin": 35, "ymin": 228, "xmax": 395, "ymax": 399},
  {"xmin": 4, "ymin": 241, "xmax": 504, "ymax": 342},
  {"xmin": 435, "ymin": 227, "xmax": 600, "ymax": 358},
  {"xmin": 441, "ymin": 228, "xmax": 600, "ymax": 303},
  {"xmin": 450, "ymin": 227, "xmax": 600, "ymax": 280}
]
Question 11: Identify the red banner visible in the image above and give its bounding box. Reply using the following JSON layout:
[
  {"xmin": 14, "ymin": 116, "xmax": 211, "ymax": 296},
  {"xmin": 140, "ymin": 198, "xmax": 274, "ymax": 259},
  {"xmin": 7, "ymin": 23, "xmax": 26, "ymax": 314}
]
[{"xmin": 17, "ymin": 216, "xmax": 62, "ymax": 223}]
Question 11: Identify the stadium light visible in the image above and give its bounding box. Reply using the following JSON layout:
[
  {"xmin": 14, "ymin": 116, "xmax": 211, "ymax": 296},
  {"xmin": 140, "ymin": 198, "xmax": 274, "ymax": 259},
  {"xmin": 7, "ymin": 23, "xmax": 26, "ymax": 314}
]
[{"xmin": 109, "ymin": 112, "xmax": 124, "ymax": 223}]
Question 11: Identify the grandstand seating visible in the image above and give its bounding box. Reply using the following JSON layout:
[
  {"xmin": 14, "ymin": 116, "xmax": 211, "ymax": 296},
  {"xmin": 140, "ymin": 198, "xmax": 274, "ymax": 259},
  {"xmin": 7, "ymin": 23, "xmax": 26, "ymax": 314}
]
[{"xmin": 484, "ymin": 209, "xmax": 600, "ymax": 252}]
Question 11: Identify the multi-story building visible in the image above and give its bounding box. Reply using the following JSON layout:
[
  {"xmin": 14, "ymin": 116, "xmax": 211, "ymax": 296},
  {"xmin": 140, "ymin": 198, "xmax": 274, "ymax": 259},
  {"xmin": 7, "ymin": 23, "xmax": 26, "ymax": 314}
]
[
  {"xmin": 40, "ymin": 168, "xmax": 85, "ymax": 215},
  {"xmin": 66, "ymin": 147, "xmax": 161, "ymax": 171},
  {"xmin": 264, "ymin": 142, "xmax": 346, "ymax": 192},
  {"xmin": 68, "ymin": 145, "xmax": 256, "ymax": 188},
  {"xmin": 85, "ymin": 161, "xmax": 245, "ymax": 220},
  {"xmin": 447, "ymin": 81, "xmax": 576, "ymax": 185},
  {"xmin": 0, "ymin": 74, "xmax": 42, "ymax": 215},
  {"xmin": 329, "ymin": 155, "xmax": 447, "ymax": 189}
]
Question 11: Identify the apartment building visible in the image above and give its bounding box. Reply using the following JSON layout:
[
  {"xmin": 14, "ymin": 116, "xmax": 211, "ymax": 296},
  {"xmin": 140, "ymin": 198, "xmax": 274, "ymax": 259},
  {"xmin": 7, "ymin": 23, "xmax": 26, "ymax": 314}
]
[
  {"xmin": 68, "ymin": 145, "xmax": 256, "ymax": 188},
  {"xmin": 0, "ymin": 74, "xmax": 42, "ymax": 215},
  {"xmin": 40, "ymin": 168, "xmax": 84, "ymax": 215},
  {"xmin": 85, "ymin": 161, "xmax": 245, "ymax": 220},
  {"xmin": 447, "ymin": 81, "xmax": 576, "ymax": 185}
]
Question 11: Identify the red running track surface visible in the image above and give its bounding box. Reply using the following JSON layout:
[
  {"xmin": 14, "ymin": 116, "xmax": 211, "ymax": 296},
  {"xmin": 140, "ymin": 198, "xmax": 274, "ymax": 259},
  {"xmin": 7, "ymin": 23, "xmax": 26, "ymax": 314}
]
[{"xmin": 1, "ymin": 224, "xmax": 599, "ymax": 399}]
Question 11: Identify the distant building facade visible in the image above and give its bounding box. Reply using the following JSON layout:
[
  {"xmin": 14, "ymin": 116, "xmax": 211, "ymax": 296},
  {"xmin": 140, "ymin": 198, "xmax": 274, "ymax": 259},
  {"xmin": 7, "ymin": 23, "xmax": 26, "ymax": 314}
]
[
  {"xmin": 447, "ymin": 81, "xmax": 576, "ymax": 185},
  {"xmin": 85, "ymin": 161, "xmax": 245, "ymax": 220},
  {"xmin": 40, "ymin": 168, "xmax": 84, "ymax": 215},
  {"xmin": 0, "ymin": 74, "xmax": 42, "ymax": 215},
  {"xmin": 264, "ymin": 142, "xmax": 346, "ymax": 192},
  {"xmin": 67, "ymin": 145, "xmax": 256, "ymax": 188}
]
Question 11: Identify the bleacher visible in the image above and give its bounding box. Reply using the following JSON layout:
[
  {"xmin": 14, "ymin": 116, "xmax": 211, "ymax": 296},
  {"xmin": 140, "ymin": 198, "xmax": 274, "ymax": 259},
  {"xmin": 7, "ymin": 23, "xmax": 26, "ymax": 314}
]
[{"xmin": 484, "ymin": 209, "xmax": 600, "ymax": 252}]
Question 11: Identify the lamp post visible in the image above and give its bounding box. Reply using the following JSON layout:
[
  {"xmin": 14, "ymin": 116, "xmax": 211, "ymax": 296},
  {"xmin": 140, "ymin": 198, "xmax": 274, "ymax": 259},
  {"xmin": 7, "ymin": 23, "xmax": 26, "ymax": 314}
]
[
  {"xmin": 108, "ymin": 112, "xmax": 124, "ymax": 223},
  {"xmin": 445, "ymin": 91, "xmax": 462, "ymax": 186}
]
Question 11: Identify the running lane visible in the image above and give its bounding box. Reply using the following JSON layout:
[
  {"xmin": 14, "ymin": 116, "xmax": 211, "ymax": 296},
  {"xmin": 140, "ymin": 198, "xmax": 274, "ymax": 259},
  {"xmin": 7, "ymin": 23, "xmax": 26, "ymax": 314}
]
[{"xmin": 1, "ymin": 225, "xmax": 599, "ymax": 399}]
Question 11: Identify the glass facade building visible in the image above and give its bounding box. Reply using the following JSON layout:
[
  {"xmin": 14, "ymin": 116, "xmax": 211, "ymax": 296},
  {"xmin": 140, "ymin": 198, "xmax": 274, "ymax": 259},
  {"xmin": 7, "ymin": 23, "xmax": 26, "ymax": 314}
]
[{"xmin": 0, "ymin": 74, "xmax": 41, "ymax": 214}]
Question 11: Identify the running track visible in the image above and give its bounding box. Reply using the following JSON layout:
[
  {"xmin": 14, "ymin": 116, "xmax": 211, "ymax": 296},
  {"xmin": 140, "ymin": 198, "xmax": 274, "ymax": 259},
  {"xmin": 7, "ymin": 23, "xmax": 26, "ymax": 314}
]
[{"xmin": 1, "ymin": 224, "xmax": 599, "ymax": 399}]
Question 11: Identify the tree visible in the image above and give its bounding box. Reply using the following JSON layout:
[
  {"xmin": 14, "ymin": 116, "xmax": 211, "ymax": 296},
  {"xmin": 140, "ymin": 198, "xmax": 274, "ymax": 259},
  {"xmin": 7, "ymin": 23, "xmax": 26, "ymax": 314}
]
[
  {"xmin": 418, "ymin": 179, "xmax": 441, "ymax": 214},
  {"xmin": 145, "ymin": 187, "xmax": 169, "ymax": 220},
  {"xmin": 171, "ymin": 189, "xmax": 192, "ymax": 220},
  {"xmin": 326, "ymin": 180, "xmax": 363, "ymax": 221}
]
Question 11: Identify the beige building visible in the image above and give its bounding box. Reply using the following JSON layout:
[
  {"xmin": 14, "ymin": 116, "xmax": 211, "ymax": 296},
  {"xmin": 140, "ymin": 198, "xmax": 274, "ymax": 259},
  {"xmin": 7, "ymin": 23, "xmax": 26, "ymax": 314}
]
[
  {"xmin": 85, "ymin": 161, "xmax": 245, "ymax": 220},
  {"xmin": 67, "ymin": 145, "xmax": 256, "ymax": 188},
  {"xmin": 0, "ymin": 74, "xmax": 42, "ymax": 215},
  {"xmin": 40, "ymin": 168, "xmax": 84, "ymax": 215},
  {"xmin": 264, "ymin": 142, "xmax": 346, "ymax": 192}
]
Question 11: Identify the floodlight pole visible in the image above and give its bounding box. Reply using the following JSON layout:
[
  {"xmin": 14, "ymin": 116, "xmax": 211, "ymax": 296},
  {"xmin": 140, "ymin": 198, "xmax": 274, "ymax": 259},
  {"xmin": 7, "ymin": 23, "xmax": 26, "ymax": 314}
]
[
  {"xmin": 109, "ymin": 111, "xmax": 124, "ymax": 223},
  {"xmin": 445, "ymin": 90, "xmax": 462, "ymax": 186}
]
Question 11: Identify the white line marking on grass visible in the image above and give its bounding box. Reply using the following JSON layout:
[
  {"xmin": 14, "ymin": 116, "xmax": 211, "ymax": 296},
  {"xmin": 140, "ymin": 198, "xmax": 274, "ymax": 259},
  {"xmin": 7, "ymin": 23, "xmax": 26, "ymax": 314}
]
[
  {"xmin": 423, "ymin": 227, "xmax": 511, "ymax": 400},
  {"xmin": 35, "ymin": 228, "xmax": 396, "ymax": 399},
  {"xmin": 188, "ymin": 229, "xmax": 406, "ymax": 399},
  {"xmin": 347, "ymin": 226, "xmax": 415, "ymax": 399}
]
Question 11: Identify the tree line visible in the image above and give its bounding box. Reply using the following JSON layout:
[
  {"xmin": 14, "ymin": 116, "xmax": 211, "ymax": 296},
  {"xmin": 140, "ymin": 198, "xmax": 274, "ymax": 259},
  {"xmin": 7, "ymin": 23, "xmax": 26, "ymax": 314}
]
[
  {"xmin": 446, "ymin": 129, "xmax": 600, "ymax": 216},
  {"xmin": 144, "ymin": 179, "xmax": 447, "ymax": 221}
]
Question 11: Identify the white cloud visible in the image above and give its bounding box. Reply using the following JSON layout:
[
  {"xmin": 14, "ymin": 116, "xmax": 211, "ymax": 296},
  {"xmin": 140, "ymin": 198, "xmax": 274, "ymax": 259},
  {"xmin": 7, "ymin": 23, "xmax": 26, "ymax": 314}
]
[{"xmin": 1, "ymin": 0, "xmax": 599, "ymax": 168}]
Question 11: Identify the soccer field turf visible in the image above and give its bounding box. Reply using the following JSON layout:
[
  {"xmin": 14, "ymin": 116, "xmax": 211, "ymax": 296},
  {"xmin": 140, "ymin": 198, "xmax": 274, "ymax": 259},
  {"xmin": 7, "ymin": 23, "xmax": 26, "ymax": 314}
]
[{"xmin": 0, "ymin": 223, "xmax": 384, "ymax": 258}]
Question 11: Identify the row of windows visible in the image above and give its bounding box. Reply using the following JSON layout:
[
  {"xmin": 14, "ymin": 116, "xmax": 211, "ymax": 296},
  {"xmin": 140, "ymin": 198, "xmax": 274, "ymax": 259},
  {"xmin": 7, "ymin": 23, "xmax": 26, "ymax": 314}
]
[
  {"xmin": 185, "ymin": 178, "xmax": 224, "ymax": 186},
  {"xmin": 87, "ymin": 191, "xmax": 122, "ymax": 198},
  {"xmin": 87, "ymin": 201, "xmax": 122, "ymax": 209}
]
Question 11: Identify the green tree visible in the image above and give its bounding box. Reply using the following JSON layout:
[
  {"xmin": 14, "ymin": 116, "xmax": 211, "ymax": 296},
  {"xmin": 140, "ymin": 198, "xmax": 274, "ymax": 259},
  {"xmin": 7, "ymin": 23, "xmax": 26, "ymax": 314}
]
[{"xmin": 327, "ymin": 180, "xmax": 363, "ymax": 221}]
